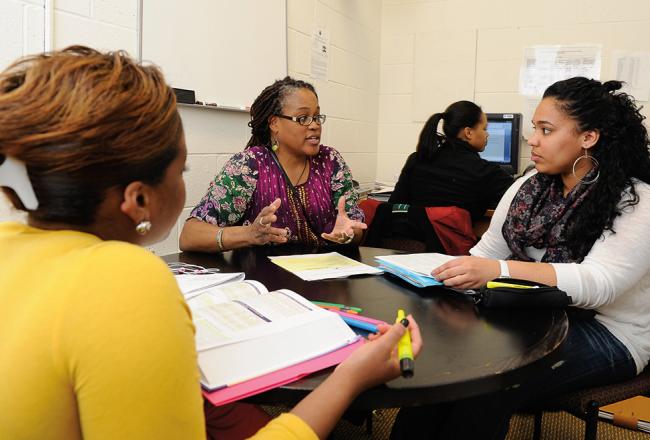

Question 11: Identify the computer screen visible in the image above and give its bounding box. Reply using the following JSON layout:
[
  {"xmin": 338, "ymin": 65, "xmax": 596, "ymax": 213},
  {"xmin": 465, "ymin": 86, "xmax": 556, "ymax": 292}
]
[{"xmin": 480, "ymin": 113, "xmax": 521, "ymax": 175}]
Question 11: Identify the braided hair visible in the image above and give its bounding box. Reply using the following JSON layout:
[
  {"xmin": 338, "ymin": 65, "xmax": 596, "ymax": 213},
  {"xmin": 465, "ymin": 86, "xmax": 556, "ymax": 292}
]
[
  {"xmin": 246, "ymin": 76, "xmax": 317, "ymax": 148},
  {"xmin": 416, "ymin": 100, "xmax": 483, "ymax": 160},
  {"xmin": 543, "ymin": 77, "xmax": 650, "ymax": 258}
]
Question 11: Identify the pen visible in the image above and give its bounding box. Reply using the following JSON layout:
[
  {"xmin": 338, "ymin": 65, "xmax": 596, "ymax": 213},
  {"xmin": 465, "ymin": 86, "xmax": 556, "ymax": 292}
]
[
  {"xmin": 395, "ymin": 309, "xmax": 414, "ymax": 378},
  {"xmin": 340, "ymin": 316, "xmax": 378, "ymax": 333},
  {"xmin": 311, "ymin": 301, "xmax": 363, "ymax": 312},
  {"xmin": 486, "ymin": 281, "xmax": 538, "ymax": 289}
]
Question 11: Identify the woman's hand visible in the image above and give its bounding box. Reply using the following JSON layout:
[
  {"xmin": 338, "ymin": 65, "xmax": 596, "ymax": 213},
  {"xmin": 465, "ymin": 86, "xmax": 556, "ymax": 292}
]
[
  {"xmin": 336, "ymin": 316, "xmax": 422, "ymax": 393},
  {"xmin": 290, "ymin": 317, "xmax": 422, "ymax": 439},
  {"xmin": 249, "ymin": 198, "xmax": 289, "ymax": 246},
  {"xmin": 321, "ymin": 196, "xmax": 367, "ymax": 244},
  {"xmin": 431, "ymin": 256, "xmax": 500, "ymax": 289}
]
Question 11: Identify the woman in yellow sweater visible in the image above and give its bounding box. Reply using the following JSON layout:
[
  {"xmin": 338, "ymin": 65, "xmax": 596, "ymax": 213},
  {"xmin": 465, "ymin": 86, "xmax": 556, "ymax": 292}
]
[{"xmin": 0, "ymin": 46, "xmax": 421, "ymax": 440}]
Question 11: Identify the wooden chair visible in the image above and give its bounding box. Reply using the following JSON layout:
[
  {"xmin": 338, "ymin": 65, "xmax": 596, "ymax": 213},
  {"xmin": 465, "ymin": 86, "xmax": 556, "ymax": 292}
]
[{"xmin": 531, "ymin": 366, "xmax": 650, "ymax": 440}]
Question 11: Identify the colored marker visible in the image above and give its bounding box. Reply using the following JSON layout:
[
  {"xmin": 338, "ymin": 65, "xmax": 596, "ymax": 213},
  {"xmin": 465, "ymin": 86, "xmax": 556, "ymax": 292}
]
[
  {"xmin": 486, "ymin": 281, "xmax": 538, "ymax": 289},
  {"xmin": 318, "ymin": 305, "xmax": 359, "ymax": 314},
  {"xmin": 340, "ymin": 315, "xmax": 378, "ymax": 333},
  {"xmin": 311, "ymin": 301, "xmax": 362, "ymax": 312},
  {"xmin": 396, "ymin": 309, "xmax": 414, "ymax": 378}
]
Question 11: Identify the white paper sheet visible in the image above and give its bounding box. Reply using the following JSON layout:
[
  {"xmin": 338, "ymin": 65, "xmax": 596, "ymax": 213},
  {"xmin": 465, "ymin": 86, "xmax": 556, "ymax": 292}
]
[
  {"xmin": 311, "ymin": 27, "xmax": 329, "ymax": 80},
  {"xmin": 613, "ymin": 50, "xmax": 650, "ymax": 102},
  {"xmin": 269, "ymin": 252, "xmax": 383, "ymax": 281},
  {"xmin": 519, "ymin": 45, "xmax": 602, "ymax": 97}
]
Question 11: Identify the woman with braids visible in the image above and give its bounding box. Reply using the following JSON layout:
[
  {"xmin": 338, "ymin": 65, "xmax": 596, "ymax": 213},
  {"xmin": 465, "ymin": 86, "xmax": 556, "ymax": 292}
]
[
  {"xmin": 179, "ymin": 76, "xmax": 367, "ymax": 252},
  {"xmin": 389, "ymin": 100, "xmax": 513, "ymax": 221},
  {"xmin": 391, "ymin": 77, "xmax": 650, "ymax": 439},
  {"xmin": 0, "ymin": 46, "xmax": 421, "ymax": 440}
]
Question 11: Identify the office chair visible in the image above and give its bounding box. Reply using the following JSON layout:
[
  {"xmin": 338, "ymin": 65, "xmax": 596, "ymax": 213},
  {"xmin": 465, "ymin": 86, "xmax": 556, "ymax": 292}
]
[{"xmin": 531, "ymin": 366, "xmax": 650, "ymax": 440}]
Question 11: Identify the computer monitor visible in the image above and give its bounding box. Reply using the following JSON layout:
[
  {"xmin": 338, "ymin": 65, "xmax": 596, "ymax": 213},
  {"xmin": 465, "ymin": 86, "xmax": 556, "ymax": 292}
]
[{"xmin": 480, "ymin": 113, "xmax": 522, "ymax": 175}]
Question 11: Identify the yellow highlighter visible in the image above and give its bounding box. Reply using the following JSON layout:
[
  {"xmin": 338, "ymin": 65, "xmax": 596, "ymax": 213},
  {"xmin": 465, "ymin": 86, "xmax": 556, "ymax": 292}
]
[
  {"xmin": 395, "ymin": 309, "xmax": 415, "ymax": 378},
  {"xmin": 486, "ymin": 281, "xmax": 538, "ymax": 289}
]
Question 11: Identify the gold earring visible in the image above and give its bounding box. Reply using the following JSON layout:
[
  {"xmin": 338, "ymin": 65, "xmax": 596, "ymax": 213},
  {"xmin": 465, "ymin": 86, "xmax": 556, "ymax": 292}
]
[
  {"xmin": 135, "ymin": 220, "xmax": 152, "ymax": 235},
  {"xmin": 271, "ymin": 138, "xmax": 279, "ymax": 152}
]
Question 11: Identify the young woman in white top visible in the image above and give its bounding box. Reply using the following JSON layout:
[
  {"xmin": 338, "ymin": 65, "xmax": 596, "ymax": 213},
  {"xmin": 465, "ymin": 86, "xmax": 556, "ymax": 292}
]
[{"xmin": 391, "ymin": 76, "xmax": 650, "ymax": 439}]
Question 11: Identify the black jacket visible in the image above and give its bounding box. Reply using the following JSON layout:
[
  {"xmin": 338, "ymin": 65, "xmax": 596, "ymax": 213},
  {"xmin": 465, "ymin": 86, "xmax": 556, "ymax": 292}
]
[{"xmin": 388, "ymin": 139, "xmax": 514, "ymax": 220}]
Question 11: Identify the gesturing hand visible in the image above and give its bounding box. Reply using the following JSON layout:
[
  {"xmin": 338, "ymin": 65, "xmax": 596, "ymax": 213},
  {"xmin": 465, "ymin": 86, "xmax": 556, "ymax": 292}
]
[
  {"xmin": 321, "ymin": 196, "xmax": 367, "ymax": 244},
  {"xmin": 249, "ymin": 198, "xmax": 289, "ymax": 246}
]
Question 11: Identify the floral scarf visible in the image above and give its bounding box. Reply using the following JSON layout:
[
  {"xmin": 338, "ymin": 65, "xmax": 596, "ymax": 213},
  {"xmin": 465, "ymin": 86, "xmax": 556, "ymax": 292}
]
[{"xmin": 502, "ymin": 169, "xmax": 599, "ymax": 263}]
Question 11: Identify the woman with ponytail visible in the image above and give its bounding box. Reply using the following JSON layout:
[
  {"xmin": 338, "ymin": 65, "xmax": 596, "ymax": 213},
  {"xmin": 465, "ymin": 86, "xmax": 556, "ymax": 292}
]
[
  {"xmin": 389, "ymin": 100, "xmax": 513, "ymax": 220},
  {"xmin": 392, "ymin": 77, "xmax": 650, "ymax": 439}
]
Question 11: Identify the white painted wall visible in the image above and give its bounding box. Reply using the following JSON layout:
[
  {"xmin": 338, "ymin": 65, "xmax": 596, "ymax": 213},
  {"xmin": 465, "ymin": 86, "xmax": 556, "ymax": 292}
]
[
  {"xmin": 0, "ymin": 0, "xmax": 382, "ymax": 255},
  {"xmin": 0, "ymin": 0, "xmax": 45, "ymax": 70},
  {"xmin": 153, "ymin": 0, "xmax": 383, "ymax": 255},
  {"xmin": 377, "ymin": 0, "xmax": 650, "ymax": 183}
]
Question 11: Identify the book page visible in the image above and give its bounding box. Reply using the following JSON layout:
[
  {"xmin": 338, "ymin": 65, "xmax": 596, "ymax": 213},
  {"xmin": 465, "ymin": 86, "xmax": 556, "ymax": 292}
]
[
  {"xmin": 189, "ymin": 280, "xmax": 271, "ymax": 351},
  {"xmin": 189, "ymin": 285, "xmax": 331, "ymax": 352},
  {"xmin": 175, "ymin": 272, "xmax": 245, "ymax": 299}
]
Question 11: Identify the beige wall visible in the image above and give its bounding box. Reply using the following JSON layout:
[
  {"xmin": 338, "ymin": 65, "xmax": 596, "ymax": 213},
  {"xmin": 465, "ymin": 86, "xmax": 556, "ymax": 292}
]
[{"xmin": 377, "ymin": 0, "xmax": 650, "ymax": 183}]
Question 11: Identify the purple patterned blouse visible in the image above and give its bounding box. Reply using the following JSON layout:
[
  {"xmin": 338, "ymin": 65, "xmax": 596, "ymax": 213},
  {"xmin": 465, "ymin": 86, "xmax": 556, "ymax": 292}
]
[{"xmin": 189, "ymin": 145, "xmax": 364, "ymax": 245}]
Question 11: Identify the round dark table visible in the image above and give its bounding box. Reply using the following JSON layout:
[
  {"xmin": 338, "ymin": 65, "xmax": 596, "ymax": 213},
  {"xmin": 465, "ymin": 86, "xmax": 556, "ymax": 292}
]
[{"xmin": 164, "ymin": 245, "xmax": 568, "ymax": 409}]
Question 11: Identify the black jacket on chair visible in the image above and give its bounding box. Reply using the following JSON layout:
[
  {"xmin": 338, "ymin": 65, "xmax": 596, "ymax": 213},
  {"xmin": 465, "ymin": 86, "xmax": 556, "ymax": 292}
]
[{"xmin": 388, "ymin": 139, "xmax": 514, "ymax": 221}]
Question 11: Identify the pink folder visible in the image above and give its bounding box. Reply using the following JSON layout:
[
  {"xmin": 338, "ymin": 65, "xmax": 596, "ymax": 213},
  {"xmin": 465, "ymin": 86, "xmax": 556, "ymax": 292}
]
[{"xmin": 203, "ymin": 338, "xmax": 364, "ymax": 406}]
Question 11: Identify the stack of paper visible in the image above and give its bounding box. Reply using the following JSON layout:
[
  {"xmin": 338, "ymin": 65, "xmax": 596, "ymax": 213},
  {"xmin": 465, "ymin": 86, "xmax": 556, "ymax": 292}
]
[
  {"xmin": 375, "ymin": 253, "xmax": 457, "ymax": 288},
  {"xmin": 269, "ymin": 252, "xmax": 383, "ymax": 281},
  {"xmin": 369, "ymin": 181, "xmax": 395, "ymax": 201}
]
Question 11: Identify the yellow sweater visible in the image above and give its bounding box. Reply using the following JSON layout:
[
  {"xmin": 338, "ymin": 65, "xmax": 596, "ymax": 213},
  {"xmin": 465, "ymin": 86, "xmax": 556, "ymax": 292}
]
[{"xmin": 0, "ymin": 222, "xmax": 316, "ymax": 440}]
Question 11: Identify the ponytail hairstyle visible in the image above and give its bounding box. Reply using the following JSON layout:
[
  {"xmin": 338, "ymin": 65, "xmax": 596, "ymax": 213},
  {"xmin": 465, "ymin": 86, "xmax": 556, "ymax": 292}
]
[
  {"xmin": 246, "ymin": 76, "xmax": 317, "ymax": 148},
  {"xmin": 543, "ymin": 76, "xmax": 650, "ymax": 258},
  {"xmin": 416, "ymin": 100, "xmax": 483, "ymax": 160},
  {"xmin": 0, "ymin": 45, "xmax": 182, "ymax": 226}
]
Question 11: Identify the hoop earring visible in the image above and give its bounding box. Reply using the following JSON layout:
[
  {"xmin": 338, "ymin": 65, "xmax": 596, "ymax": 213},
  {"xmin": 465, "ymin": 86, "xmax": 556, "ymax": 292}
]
[
  {"xmin": 135, "ymin": 220, "xmax": 152, "ymax": 235},
  {"xmin": 572, "ymin": 150, "xmax": 600, "ymax": 184}
]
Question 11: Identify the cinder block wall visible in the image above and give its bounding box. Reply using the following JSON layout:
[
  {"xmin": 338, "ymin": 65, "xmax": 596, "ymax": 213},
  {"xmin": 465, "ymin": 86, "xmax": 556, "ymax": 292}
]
[{"xmin": 376, "ymin": 0, "xmax": 650, "ymax": 183}]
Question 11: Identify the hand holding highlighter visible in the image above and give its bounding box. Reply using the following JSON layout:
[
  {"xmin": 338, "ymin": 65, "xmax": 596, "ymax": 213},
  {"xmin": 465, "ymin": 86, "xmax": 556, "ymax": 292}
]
[{"xmin": 395, "ymin": 309, "xmax": 415, "ymax": 378}]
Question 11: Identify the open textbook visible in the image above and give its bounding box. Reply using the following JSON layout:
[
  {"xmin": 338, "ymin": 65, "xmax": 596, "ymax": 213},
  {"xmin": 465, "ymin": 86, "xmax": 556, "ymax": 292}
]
[
  {"xmin": 375, "ymin": 253, "xmax": 457, "ymax": 288},
  {"xmin": 183, "ymin": 279, "xmax": 360, "ymax": 391}
]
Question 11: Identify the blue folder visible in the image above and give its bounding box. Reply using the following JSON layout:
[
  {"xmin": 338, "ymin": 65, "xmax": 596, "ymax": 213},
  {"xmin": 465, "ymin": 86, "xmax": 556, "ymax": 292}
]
[{"xmin": 376, "ymin": 259, "xmax": 442, "ymax": 288}]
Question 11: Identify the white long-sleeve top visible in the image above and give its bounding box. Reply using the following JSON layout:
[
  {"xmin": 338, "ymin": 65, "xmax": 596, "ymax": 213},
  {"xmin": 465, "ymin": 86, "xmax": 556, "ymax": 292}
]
[{"xmin": 471, "ymin": 171, "xmax": 650, "ymax": 373}]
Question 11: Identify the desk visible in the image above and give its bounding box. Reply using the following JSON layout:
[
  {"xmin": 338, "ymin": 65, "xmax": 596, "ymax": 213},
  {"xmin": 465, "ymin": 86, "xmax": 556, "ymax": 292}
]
[{"xmin": 164, "ymin": 246, "xmax": 567, "ymax": 410}]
